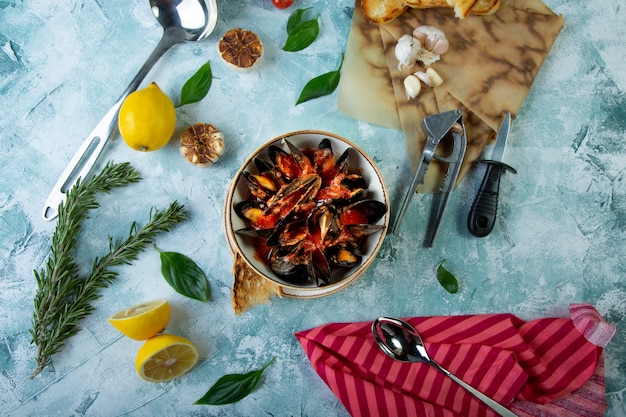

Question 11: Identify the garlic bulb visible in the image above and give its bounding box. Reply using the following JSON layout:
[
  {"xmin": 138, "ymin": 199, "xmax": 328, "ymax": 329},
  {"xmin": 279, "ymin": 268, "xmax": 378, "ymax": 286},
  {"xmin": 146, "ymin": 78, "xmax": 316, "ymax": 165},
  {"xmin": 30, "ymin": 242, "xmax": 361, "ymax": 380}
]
[
  {"xmin": 180, "ymin": 123, "xmax": 225, "ymax": 168},
  {"xmin": 413, "ymin": 26, "xmax": 449, "ymax": 56},
  {"xmin": 394, "ymin": 25, "xmax": 449, "ymax": 69}
]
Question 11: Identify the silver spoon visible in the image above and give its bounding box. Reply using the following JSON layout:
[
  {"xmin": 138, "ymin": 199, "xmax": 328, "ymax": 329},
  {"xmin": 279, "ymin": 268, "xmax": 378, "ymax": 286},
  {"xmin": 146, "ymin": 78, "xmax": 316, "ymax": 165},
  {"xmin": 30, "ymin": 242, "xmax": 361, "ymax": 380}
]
[
  {"xmin": 372, "ymin": 316, "xmax": 519, "ymax": 417},
  {"xmin": 42, "ymin": 0, "xmax": 218, "ymax": 221}
]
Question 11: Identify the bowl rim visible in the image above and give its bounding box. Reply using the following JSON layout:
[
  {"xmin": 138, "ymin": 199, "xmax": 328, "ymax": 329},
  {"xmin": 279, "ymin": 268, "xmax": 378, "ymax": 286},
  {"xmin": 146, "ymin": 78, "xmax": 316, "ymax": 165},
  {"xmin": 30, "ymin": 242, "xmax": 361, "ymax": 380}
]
[{"xmin": 223, "ymin": 130, "xmax": 389, "ymax": 298}]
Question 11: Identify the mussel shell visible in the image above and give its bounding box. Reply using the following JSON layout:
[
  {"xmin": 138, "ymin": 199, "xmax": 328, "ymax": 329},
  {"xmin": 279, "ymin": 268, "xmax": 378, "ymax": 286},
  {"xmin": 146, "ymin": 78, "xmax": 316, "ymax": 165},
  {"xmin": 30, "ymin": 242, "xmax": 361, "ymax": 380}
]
[
  {"xmin": 253, "ymin": 157, "xmax": 273, "ymax": 174},
  {"xmin": 340, "ymin": 173, "xmax": 368, "ymax": 200},
  {"xmin": 234, "ymin": 200, "xmax": 266, "ymax": 223},
  {"xmin": 243, "ymin": 171, "xmax": 278, "ymax": 201},
  {"xmin": 234, "ymin": 227, "xmax": 274, "ymax": 239},
  {"xmin": 335, "ymin": 147, "xmax": 353, "ymax": 173},
  {"xmin": 326, "ymin": 242, "xmax": 362, "ymax": 268},
  {"xmin": 267, "ymin": 174, "xmax": 321, "ymax": 211},
  {"xmin": 343, "ymin": 223, "xmax": 385, "ymax": 238},
  {"xmin": 319, "ymin": 138, "xmax": 333, "ymax": 150},
  {"xmin": 339, "ymin": 199, "xmax": 387, "ymax": 225},
  {"xmin": 312, "ymin": 139, "xmax": 337, "ymax": 178},
  {"xmin": 307, "ymin": 204, "xmax": 338, "ymax": 243},
  {"xmin": 269, "ymin": 245, "xmax": 309, "ymax": 284},
  {"xmin": 285, "ymin": 139, "xmax": 306, "ymax": 157},
  {"xmin": 266, "ymin": 219, "xmax": 308, "ymax": 247},
  {"xmin": 308, "ymin": 247, "xmax": 331, "ymax": 286},
  {"xmin": 268, "ymin": 145, "xmax": 297, "ymax": 180}
]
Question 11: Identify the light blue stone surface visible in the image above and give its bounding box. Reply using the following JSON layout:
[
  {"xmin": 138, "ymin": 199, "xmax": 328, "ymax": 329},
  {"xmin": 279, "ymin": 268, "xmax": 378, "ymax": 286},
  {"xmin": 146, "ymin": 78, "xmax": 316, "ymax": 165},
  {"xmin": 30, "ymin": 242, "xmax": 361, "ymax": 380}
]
[{"xmin": 1, "ymin": 0, "xmax": 625, "ymax": 416}]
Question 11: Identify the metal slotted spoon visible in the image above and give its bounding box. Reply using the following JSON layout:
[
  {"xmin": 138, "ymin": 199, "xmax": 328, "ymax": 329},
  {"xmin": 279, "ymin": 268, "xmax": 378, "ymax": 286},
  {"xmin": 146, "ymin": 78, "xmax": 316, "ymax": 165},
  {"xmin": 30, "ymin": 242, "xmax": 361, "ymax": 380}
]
[{"xmin": 42, "ymin": 0, "xmax": 218, "ymax": 221}]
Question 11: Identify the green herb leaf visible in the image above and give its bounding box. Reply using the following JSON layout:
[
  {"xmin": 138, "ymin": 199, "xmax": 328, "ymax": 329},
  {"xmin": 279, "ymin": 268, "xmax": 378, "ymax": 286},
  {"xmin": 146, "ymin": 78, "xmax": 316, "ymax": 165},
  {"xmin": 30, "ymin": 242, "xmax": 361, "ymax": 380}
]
[
  {"xmin": 283, "ymin": 15, "xmax": 320, "ymax": 52},
  {"xmin": 296, "ymin": 53, "xmax": 343, "ymax": 105},
  {"xmin": 436, "ymin": 259, "xmax": 459, "ymax": 294},
  {"xmin": 286, "ymin": 7, "xmax": 311, "ymax": 34},
  {"xmin": 179, "ymin": 60, "xmax": 212, "ymax": 107},
  {"xmin": 30, "ymin": 162, "xmax": 187, "ymax": 378},
  {"xmin": 195, "ymin": 358, "xmax": 275, "ymax": 405},
  {"xmin": 156, "ymin": 248, "xmax": 210, "ymax": 302}
]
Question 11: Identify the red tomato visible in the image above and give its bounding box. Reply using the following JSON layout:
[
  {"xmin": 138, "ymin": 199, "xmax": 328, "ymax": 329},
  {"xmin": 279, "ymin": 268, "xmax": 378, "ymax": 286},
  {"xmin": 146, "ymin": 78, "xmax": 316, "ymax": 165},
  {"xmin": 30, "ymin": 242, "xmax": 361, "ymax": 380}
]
[{"xmin": 272, "ymin": 0, "xmax": 294, "ymax": 8}]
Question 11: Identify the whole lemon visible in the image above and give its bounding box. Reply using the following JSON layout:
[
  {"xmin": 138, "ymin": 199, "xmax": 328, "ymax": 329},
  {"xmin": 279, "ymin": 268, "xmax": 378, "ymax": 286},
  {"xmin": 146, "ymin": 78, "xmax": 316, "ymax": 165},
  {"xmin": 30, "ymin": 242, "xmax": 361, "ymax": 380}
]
[{"xmin": 118, "ymin": 82, "xmax": 176, "ymax": 152}]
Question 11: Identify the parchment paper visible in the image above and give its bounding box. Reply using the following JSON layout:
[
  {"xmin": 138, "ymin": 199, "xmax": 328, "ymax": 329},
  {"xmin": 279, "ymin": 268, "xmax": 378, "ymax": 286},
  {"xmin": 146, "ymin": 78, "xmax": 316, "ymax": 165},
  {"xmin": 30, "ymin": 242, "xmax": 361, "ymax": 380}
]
[{"xmin": 338, "ymin": 0, "xmax": 564, "ymax": 192}]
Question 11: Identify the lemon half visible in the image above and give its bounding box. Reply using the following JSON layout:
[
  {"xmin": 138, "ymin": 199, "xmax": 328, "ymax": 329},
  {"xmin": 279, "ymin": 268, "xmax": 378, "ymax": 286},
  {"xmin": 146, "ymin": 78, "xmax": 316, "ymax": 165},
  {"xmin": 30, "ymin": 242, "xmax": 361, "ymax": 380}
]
[
  {"xmin": 118, "ymin": 82, "xmax": 176, "ymax": 152},
  {"xmin": 136, "ymin": 334, "xmax": 199, "ymax": 383},
  {"xmin": 108, "ymin": 299, "xmax": 170, "ymax": 341}
]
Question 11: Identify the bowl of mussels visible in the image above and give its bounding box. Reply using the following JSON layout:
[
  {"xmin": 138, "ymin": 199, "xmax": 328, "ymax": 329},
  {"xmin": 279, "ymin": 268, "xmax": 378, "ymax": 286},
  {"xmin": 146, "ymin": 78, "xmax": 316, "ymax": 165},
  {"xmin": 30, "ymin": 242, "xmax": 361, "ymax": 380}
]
[{"xmin": 224, "ymin": 130, "xmax": 389, "ymax": 298}]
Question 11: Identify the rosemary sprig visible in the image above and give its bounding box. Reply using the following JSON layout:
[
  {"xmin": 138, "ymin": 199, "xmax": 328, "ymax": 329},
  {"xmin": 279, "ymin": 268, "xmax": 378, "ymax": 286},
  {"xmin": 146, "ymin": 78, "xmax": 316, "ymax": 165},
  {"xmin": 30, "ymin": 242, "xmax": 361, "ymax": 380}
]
[{"xmin": 30, "ymin": 162, "xmax": 187, "ymax": 377}]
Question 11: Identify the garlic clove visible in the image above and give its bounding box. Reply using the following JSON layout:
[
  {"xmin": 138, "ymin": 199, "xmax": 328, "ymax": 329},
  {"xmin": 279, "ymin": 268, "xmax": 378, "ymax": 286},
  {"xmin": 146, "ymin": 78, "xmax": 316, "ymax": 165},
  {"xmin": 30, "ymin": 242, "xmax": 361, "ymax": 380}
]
[
  {"xmin": 413, "ymin": 71, "xmax": 432, "ymax": 87},
  {"xmin": 426, "ymin": 68, "xmax": 444, "ymax": 87},
  {"xmin": 413, "ymin": 68, "xmax": 444, "ymax": 88},
  {"xmin": 430, "ymin": 37, "xmax": 449, "ymax": 55},
  {"xmin": 403, "ymin": 74, "xmax": 422, "ymax": 100}
]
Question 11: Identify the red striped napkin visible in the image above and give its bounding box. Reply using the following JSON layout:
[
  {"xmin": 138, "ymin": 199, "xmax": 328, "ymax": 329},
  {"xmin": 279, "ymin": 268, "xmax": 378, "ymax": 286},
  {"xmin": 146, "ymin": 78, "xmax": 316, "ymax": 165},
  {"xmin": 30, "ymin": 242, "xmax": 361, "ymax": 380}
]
[{"xmin": 295, "ymin": 304, "xmax": 615, "ymax": 417}]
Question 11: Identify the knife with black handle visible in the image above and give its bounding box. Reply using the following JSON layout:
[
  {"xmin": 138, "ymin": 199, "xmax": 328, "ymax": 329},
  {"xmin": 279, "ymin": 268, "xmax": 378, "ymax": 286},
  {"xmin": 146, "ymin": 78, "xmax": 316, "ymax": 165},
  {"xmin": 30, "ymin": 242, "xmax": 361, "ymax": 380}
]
[
  {"xmin": 467, "ymin": 161, "xmax": 516, "ymax": 237},
  {"xmin": 467, "ymin": 113, "xmax": 516, "ymax": 237}
]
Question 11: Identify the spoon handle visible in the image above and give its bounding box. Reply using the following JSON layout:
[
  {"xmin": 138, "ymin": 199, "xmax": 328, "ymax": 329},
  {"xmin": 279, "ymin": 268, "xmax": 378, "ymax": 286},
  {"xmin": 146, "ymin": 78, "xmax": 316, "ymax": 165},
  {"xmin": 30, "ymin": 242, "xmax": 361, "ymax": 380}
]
[
  {"xmin": 434, "ymin": 363, "xmax": 519, "ymax": 417},
  {"xmin": 41, "ymin": 29, "xmax": 182, "ymax": 221}
]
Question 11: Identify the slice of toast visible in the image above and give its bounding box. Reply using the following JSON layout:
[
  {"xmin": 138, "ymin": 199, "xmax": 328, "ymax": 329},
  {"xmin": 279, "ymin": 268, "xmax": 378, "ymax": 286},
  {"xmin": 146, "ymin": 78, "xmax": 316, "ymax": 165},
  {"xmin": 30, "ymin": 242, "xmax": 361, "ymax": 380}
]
[
  {"xmin": 232, "ymin": 253, "xmax": 283, "ymax": 315},
  {"xmin": 449, "ymin": 0, "xmax": 480, "ymax": 18},
  {"xmin": 469, "ymin": 0, "xmax": 501, "ymax": 15},
  {"xmin": 361, "ymin": 0, "xmax": 409, "ymax": 24},
  {"xmin": 404, "ymin": 0, "xmax": 500, "ymax": 18}
]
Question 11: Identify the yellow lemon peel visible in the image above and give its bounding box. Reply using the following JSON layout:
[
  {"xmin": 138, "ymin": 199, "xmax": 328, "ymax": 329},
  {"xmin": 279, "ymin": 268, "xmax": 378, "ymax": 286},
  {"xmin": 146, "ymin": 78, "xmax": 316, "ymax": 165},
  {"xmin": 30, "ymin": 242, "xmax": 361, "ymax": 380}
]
[
  {"xmin": 135, "ymin": 334, "xmax": 199, "ymax": 383},
  {"xmin": 108, "ymin": 299, "xmax": 170, "ymax": 341},
  {"xmin": 118, "ymin": 82, "xmax": 176, "ymax": 152}
]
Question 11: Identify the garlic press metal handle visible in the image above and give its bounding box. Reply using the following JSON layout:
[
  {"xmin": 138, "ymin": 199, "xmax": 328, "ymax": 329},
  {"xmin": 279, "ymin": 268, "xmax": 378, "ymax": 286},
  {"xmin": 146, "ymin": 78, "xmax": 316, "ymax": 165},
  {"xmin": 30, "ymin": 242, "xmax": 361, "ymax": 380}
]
[
  {"xmin": 392, "ymin": 109, "xmax": 466, "ymax": 247},
  {"xmin": 425, "ymin": 122, "xmax": 466, "ymax": 247}
]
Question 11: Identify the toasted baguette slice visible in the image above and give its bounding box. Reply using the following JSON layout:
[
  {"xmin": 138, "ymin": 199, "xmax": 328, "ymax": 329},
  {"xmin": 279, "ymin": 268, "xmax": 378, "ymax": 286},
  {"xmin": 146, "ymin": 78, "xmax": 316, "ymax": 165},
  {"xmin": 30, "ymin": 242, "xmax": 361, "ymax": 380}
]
[
  {"xmin": 403, "ymin": 0, "xmax": 450, "ymax": 7},
  {"xmin": 469, "ymin": 0, "xmax": 501, "ymax": 15},
  {"xmin": 361, "ymin": 0, "xmax": 409, "ymax": 24},
  {"xmin": 232, "ymin": 253, "xmax": 283, "ymax": 315},
  {"xmin": 404, "ymin": 0, "xmax": 500, "ymax": 17},
  {"xmin": 449, "ymin": 0, "xmax": 479, "ymax": 18}
]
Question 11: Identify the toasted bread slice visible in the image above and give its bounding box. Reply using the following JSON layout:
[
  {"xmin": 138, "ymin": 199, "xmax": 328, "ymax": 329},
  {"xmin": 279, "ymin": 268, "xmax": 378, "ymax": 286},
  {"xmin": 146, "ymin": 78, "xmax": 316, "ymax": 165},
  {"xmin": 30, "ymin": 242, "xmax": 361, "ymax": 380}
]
[
  {"xmin": 403, "ymin": 0, "xmax": 451, "ymax": 8},
  {"xmin": 469, "ymin": 0, "xmax": 501, "ymax": 15},
  {"xmin": 232, "ymin": 253, "xmax": 283, "ymax": 315},
  {"xmin": 450, "ymin": 0, "xmax": 479, "ymax": 18},
  {"xmin": 361, "ymin": 0, "xmax": 409, "ymax": 24},
  {"xmin": 404, "ymin": 0, "xmax": 500, "ymax": 17}
]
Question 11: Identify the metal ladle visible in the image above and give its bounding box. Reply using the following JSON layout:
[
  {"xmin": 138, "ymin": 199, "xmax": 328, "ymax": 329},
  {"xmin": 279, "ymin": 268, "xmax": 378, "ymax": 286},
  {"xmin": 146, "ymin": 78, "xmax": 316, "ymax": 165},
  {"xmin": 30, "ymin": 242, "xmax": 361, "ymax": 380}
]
[
  {"xmin": 42, "ymin": 0, "xmax": 218, "ymax": 221},
  {"xmin": 372, "ymin": 316, "xmax": 519, "ymax": 417}
]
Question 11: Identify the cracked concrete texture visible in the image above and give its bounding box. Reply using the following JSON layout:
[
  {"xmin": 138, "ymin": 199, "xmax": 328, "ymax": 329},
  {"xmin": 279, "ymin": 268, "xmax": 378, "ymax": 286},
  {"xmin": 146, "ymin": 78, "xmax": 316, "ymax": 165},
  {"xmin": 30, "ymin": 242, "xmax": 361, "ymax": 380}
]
[{"xmin": 1, "ymin": 0, "xmax": 624, "ymax": 416}]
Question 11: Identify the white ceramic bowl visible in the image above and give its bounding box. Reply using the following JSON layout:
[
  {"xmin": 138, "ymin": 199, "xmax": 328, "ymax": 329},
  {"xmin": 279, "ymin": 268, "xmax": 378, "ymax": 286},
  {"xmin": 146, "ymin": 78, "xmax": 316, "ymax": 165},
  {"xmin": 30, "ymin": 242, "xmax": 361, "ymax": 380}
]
[{"xmin": 224, "ymin": 130, "xmax": 389, "ymax": 298}]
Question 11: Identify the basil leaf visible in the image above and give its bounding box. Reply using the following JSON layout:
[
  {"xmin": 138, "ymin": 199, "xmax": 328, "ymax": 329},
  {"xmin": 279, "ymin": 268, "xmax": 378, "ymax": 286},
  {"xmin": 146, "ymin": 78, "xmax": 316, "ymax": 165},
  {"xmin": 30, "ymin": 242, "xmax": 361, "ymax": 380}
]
[
  {"xmin": 436, "ymin": 259, "xmax": 459, "ymax": 294},
  {"xmin": 156, "ymin": 247, "xmax": 211, "ymax": 301},
  {"xmin": 179, "ymin": 60, "xmax": 212, "ymax": 107},
  {"xmin": 296, "ymin": 53, "xmax": 343, "ymax": 105},
  {"xmin": 195, "ymin": 358, "xmax": 275, "ymax": 405},
  {"xmin": 286, "ymin": 7, "xmax": 311, "ymax": 34},
  {"xmin": 283, "ymin": 16, "xmax": 320, "ymax": 52}
]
